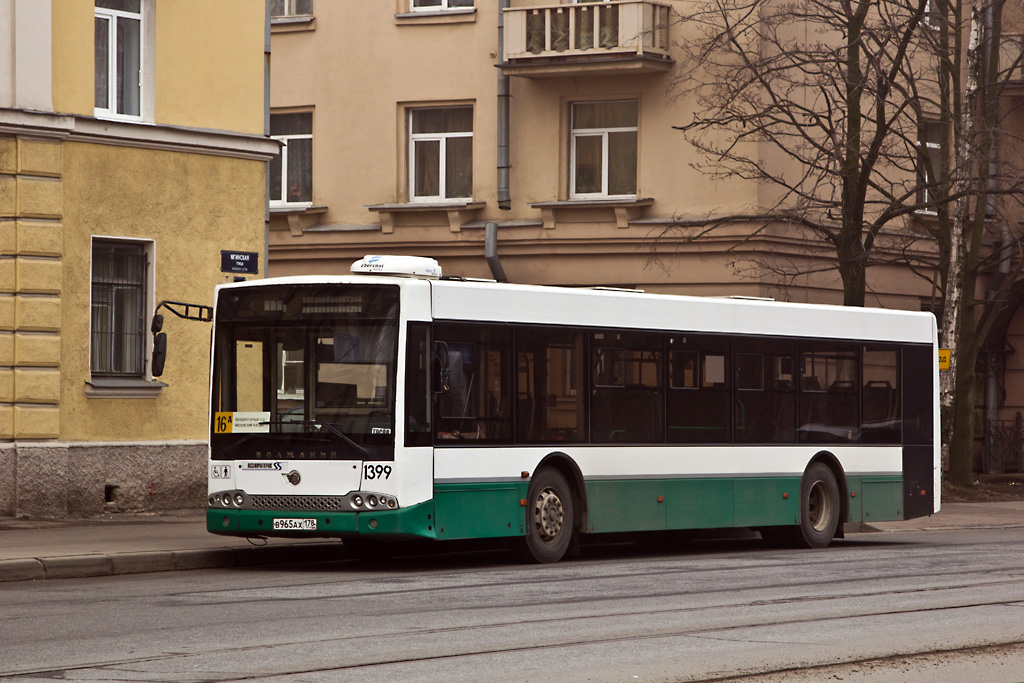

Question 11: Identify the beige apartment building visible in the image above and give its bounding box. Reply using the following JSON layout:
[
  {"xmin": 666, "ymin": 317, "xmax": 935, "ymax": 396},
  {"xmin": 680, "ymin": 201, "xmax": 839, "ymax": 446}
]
[
  {"xmin": 0, "ymin": 0, "xmax": 276, "ymax": 516},
  {"xmin": 268, "ymin": 1, "xmax": 1024, "ymax": 472}
]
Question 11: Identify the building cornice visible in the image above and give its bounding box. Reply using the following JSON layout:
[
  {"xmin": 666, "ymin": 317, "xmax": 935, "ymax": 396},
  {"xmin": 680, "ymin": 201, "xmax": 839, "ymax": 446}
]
[{"xmin": 0, "ymin": 109, "xmax": 279, "ymax": 161}]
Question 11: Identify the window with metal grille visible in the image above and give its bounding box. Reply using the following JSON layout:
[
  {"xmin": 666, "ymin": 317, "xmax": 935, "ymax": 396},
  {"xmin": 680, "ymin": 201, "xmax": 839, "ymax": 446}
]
[{"xmin": 91, "ymin": 241, "xmax": 147, "ymax": 377}]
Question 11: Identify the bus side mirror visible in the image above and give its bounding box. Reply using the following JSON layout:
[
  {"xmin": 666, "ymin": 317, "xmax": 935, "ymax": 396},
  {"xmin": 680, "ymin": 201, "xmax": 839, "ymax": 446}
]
[{"xmin": 152, "ymin": 332, "xmax": 167, "ymax": 377}]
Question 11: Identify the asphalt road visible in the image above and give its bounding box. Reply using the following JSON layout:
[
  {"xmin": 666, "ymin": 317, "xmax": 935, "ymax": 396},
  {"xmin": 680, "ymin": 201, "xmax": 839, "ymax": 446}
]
[{"xmin": 1, "ymin": 528, "xmax": 1023, "ymax": 682}]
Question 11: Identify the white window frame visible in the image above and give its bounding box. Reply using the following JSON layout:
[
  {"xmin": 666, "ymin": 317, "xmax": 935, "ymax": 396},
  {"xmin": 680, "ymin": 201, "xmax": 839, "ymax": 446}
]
[
  {"xmin": 94, "ymin": 1, "xmax": 144, "ymax": 122},
  {"xmin": 916, "ymin": 122, "xmax": 943, "ymax": 210},
  {"xmin": 269, "ymin": 113, "xmax": 313, "ymax": 209},
  {"xmin": 88, "ymin": 236, "xmax": 156, "ymax": 381},
  {"xmin": 271, "ymin": 0, "xmax": 313, "ymax": 18},
  {"xmin": 570, "ymin": 100, "xmax": 638, "ymax": 200},
  {"xmin": 408, "ymin": 107, "xmax": 474, "ymax": 202},
  {"xmin": 410, "ymin": 0, "xmax": 474, "ymax": 12},
  {"xmin": 923, "ymin": 0, "xmax": 941, "ymax": 29}
]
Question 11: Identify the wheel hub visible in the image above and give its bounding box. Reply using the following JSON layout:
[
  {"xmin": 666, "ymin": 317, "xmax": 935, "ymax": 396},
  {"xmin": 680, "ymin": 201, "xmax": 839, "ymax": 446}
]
[
  {"xmin": 533, "ymin": 487, "xmax": 565, "ymax": 542},
  {"xmin": 807, "ymin": 480, "xmax": 834, "ymax": 532}
]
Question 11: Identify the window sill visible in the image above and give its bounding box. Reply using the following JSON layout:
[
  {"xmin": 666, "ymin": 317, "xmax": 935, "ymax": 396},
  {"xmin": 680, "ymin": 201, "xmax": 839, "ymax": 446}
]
[
  {"xmin": 85, "ymin": 378, "xmax": 167, "ymax": 399},
  {"xmin": 528, "ymin": 197, "xmax": 654, "ymax": 229},
  {"xmin": 271, "ymin": 15, "xmax": 315, "ymax": 32},
  {"xmin": 269, "ymin": 204, "xmax": 326, "ymax": 215},
  {"xmin": 93, "ymin": 110, "xmax": 144, "ymax": 124},
  {"xmin": 366, "ymin": 201, "xmax": 485, "ymax": 233},
  {"xmin": 395, "ymin": 8, "xmax": 476, "ymax": 25}
]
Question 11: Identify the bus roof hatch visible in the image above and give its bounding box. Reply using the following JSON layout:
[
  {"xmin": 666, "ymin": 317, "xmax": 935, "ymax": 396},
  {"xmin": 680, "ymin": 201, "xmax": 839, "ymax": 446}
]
[{"xmin": 350, "ymin": 255, "xmax": 442, "ymax": 279}]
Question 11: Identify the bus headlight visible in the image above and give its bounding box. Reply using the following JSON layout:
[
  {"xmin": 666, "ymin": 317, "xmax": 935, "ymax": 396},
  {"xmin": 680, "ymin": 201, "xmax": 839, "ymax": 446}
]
[
  {"xmin": 352, "ymin": 496, "xmax": 363, "ymax": 508},
  {"xmin": 233, "ymin": 493, "xmax": 245, "ymax": 507},
  {"xmin": 221, "ymin": 493, "xmax": 232, "ymax": 507},
  {"xmin": 368, "ymin": 495, "xmax": 378, "ymax": 507}
]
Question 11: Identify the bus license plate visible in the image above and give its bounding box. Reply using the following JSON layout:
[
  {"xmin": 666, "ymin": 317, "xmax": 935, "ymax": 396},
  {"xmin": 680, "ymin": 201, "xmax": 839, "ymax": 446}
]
[{"xmin": 273, "ymin": 518, "xmax": 317, "ymax": 531}]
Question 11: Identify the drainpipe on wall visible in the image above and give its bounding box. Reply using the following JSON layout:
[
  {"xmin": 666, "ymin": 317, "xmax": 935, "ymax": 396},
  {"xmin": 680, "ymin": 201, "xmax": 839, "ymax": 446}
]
[
  {"xmin": 485, "ymin": 222, "xmax": 508, "ymax": 282},
  {"xmin": 981, "ymin": 1, "xmax": 1005, "ymax": 473},
  {"xmin": 264, "ymin": 0, "xmax": 272, "ymax": 277},
  {"xmin": 497, "ymin": 0, "xmax": 511, "ymax": 210},
  {"xmin": 984, "ymin": 225, "xmax": 1013, "ymax": 472}
]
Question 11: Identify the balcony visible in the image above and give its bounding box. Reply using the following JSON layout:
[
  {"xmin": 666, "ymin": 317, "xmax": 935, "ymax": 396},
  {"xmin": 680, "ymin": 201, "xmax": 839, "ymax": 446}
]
[{"xmin": 502, "ymin": 1, "xmax": 674, "ymax": 78}]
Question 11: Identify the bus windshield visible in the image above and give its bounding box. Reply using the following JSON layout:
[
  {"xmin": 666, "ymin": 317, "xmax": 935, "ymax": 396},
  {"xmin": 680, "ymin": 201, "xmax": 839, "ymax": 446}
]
[{"xmin": 210, "ymin": 284, "xmax": 399, "ymax": 461}]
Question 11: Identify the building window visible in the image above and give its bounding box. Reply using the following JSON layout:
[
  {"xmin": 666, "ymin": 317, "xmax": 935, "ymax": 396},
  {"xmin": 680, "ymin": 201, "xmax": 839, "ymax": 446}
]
[
  {"xmin": 917, "ymin": 121, "xmax": 943, "ymax": 208},
  {"xmin": 571, "ymin": 100, "xmax": 638, "ymax": 199},
  {"xmin": 270, "ymin": 112, "xmax": 313, "ymax": 206},
  {"xmin": 91, "ymin": 240, "xmax": 148, "ymax": 377},
  {"xmin": 411, "ymin": 0, "xmax": 474, "ymax": 11},
  {"xmin": 271, "ymin": 0, "xmax": 312, "ymax": 18},
  {"xmin": 94, "ymin": 0, "xmax": 142, "ymax": 120},
  {"xmin": 409, "ymin": 106, "xmax": 473, "ymax": 201}
]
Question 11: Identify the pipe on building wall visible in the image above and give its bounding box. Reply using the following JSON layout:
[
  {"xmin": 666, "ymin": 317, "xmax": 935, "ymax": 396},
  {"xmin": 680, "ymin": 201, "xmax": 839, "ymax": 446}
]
[
  {"xmin": 485, "ymin": 221, "xmax": 507, "ymax": 282},
  {"xmin": 981, "ymin": 0, "xmax": 1006, "ymax": 472},
  {"xmin": 497, "ymin": 0, "xmax": 511, "ymax": 210},
  {"xmin": 984, "ymin": 224, "xmax": 1013, "ymax": 470}
]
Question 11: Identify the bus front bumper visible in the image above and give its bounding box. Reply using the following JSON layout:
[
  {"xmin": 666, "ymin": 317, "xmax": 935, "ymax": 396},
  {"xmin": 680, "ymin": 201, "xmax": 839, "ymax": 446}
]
[{"xmin": 207, "ymin": 500, "xmax": 437, "ymax": 540}]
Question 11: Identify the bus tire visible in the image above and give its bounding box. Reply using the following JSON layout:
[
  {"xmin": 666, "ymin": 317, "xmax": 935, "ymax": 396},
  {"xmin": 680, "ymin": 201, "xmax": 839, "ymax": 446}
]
[
  {"xmin": 514, "ymin": 468, "xmax": 575, "ymax": 564},
  {"xmin": 795, "ymin": 462, "xmax": 841, "ymax": 549}
]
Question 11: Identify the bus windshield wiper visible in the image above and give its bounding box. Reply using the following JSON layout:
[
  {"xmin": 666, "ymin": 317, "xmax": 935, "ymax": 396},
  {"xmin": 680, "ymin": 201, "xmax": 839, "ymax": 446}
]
[{"xmin": 260, "ymin": 419, "xmax": 371, "ymax": 459}]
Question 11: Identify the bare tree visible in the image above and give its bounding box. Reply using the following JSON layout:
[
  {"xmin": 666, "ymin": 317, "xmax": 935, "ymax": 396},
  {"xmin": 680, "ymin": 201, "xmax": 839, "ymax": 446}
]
[
  {"xmin": 668, "ymin": 0, "xmax": 937, "ymax": 307},
  {"xmin": 923, "ymin": 0, "xmax": 1024, "ymax": 484},
  {"xmin": 666, "ymin": 0, "xmax": 1024, "ymax": 484}
]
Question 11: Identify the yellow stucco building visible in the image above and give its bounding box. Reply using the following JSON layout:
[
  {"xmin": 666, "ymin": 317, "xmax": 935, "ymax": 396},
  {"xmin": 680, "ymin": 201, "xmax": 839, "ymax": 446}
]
[{"xmin": 0, "ymin": 0, "xmax": 276, "ymax": 516}]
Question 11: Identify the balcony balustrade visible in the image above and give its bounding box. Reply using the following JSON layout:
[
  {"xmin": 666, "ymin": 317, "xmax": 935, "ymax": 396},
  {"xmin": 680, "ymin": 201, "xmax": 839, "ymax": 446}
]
[{"xmin": 502, "ymin": 1, "xmax": 674, "ymax": 77}]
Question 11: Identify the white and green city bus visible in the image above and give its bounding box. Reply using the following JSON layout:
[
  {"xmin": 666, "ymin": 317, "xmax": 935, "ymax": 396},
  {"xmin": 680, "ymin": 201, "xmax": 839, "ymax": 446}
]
[{"xmin": 207, "ymin": 255, "xmax": 939, "ymax": 563}]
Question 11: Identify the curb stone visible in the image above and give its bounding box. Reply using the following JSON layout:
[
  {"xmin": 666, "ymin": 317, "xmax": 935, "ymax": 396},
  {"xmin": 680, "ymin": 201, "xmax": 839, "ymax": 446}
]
[{"xmin": 0, "ymin": 543, "xmax": 347, "ymax": 583}]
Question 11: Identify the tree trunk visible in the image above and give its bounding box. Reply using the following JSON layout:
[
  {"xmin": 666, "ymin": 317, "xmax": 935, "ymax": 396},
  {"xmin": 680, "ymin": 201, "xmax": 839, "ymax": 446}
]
[{"xmin": 941, "ymin": 0, "xmax": 986, "ymax": 485}]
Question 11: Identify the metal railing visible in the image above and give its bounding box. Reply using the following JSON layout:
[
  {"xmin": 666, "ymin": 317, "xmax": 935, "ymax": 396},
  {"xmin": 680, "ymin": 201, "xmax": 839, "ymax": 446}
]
[
  {"xmin": 986, "ymin": 415, "xmax": 1024, "ymax": 474},
  {"xmin": 503, "ymin": 1, "xmax": 672, "ymax": 62}
]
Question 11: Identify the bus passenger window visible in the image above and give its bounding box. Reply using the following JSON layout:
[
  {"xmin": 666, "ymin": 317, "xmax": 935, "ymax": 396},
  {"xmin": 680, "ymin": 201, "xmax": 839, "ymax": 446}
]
[
  {"xmin": 590, "ymin": 332, "xmax": 663, "ymax": 443},
  {"xmin": 405, "ymin": 323, "xmax": 432, "ymax": 446},
  {"xmin": 516, "ymin": 328, "xmax": 584, "ymax": 443},
  {"xmin": 862, "ymin": 346, "xmax": 900, "ymax": 443},
  {"xmin": 433, "ymin": 324, "xmax": 512, "ymax": 443},
  {"xmin": 734, "ymin": 338, "xmax": 796, "ymax": 443},
  {"xmin": 799, "ymin": 342, "xmax": 858, "ymax": 443},
  {"xmin": 668, "ymin": 335, "xmax": 730, "ymax": 444}
]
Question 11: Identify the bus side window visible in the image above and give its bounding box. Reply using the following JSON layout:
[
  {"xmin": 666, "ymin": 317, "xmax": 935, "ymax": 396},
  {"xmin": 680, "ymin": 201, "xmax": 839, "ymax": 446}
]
[
  {"xmin": 433, "ymin": 324, "xmax": 512, "ymax": 443},
  {"xmin": 734, "ymin": 338, "xmax": 797, "ymax": 443},
  {"xmin": 516, "ymin": 328, "xmax": 584, "ymax": 443},
  {"xmin": 861, "ymin": 346, "xmax": 900, "ymax": 444},
  {"xmin": 405, "ymin": 322, "xmax": 432, "ymax": 447},
  {"xmin": 668, "ymin": 335, "xmax": 730, "ymax": 444},
  {"xmin": 590, "ymin": 332, "xmax": 663, "ymax": 444}
]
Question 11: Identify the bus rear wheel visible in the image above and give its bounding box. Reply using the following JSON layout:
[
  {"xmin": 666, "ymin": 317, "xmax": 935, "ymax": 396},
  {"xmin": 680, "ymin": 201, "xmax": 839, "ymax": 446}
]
[
  {"xmin": 760, "ymin": 463, "xmax": 840, "ymax": 549},
  {"xmin": 795, "ymin": 462, "xmax": 840, "ymax": 548},
  {"xmin": 514, "ymin": 468, "xmax": 575, "ymax": 564}
]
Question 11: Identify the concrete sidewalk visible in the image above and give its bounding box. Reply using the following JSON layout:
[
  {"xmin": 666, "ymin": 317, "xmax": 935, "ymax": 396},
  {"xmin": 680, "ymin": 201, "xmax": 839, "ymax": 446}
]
[
  {"xmin": 1, "ymin": 501, "xmax": 1022, "ymax": 583},
  {"xmin": 0, "ymin": 511, "xmax": 344, "ymax": 583}
]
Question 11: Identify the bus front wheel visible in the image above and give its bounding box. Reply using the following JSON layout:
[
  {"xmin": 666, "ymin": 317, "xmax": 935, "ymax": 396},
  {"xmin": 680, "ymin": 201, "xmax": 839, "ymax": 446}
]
[{"xmin": 514, "ymin": 468, "xmax": 575, "ymax": 563}]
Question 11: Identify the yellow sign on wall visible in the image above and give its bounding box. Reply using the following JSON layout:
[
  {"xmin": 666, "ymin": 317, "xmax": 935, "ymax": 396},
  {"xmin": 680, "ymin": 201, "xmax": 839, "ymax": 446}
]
[{"xmin": 938, "ymin": 349, "xmax": 951, "ymax": 370}]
